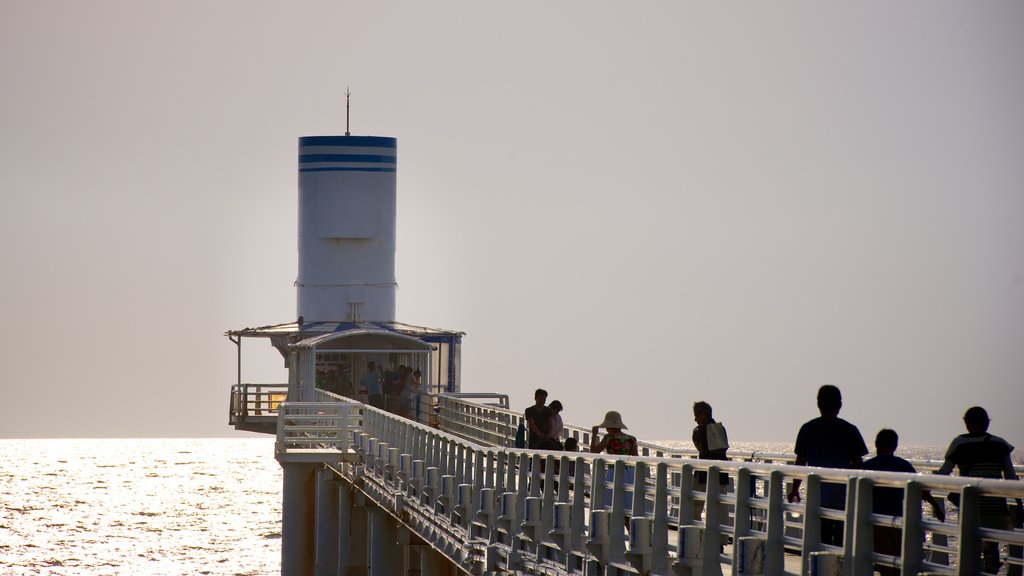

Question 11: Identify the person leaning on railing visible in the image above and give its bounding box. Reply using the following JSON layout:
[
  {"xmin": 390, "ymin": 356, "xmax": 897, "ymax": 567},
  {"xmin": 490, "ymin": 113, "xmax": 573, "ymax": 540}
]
[
  {"xmin": 862, "ymin": 428, "xmax": 944, "ymax": 576},
  {"xmin": 935, "ymin": 406, "xmax": 1022, "ymax": 576},
  {"xmin": 525, "ymin": 388, "xmax": 558, "ymax": 450},
  {"xmin": 591, "ymin": 411, "xmax": 638, "ymax": 530}
]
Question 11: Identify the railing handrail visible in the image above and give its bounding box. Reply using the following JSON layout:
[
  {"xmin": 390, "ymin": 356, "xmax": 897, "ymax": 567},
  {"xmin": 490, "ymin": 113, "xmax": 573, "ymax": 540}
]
[
  {"xmin": 275, "ymin": 401, "xmax": 360, "ymax": 454},
  {"xmin": 430, "ymin": 392, "xmax": 1024, "ymax": 475},
  {"xmin": 281, "ymin": 390, "xmax": 1024, "ymax": 575},
  {"xmin": 442, "ymin": 392, "xmax": 510, "ymax": 408},
  {"xmin": 235, "ymin": 385, "xmax": 1023, "ymax": 475}
]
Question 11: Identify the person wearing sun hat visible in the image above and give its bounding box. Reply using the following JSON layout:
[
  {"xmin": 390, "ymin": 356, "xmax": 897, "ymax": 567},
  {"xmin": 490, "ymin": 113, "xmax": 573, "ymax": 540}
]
[
  {"xmin": 591, "ymin": 410, "xmax": 639, "ymax": 527},
  {"xmin": 590, "ymin": 411, "xmax": 638, "ymax": 456}
]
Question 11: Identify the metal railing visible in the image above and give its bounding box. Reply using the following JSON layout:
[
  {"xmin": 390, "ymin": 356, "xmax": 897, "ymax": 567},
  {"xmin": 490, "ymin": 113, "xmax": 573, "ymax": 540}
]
[
  {"xmin": 275, "ymin": 401, "xmax": 360, "ymax": 454},
  {"xmin": 312, "ymin": 394, "xmax": 1024, "ymax": 575},
  {"xmin": 229, "ymin": 383, "xmax": 288, "ymax": 422},
  {"xmin": 430, "ymin": 393, "xmax": 1024, "ymax": 475}
]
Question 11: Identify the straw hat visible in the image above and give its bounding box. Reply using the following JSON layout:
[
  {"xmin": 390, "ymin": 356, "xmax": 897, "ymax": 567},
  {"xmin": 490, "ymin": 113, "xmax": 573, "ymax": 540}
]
[{"xmin": 596, "ymin": 411, "xmax": 628, "ymax": 430}]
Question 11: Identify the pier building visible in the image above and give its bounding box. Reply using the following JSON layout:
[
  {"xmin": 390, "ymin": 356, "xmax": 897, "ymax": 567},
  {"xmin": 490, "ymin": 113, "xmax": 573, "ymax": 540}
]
[{"xmin": 226, "ymin": 132, "xmax": 1023, "ymax": 575}]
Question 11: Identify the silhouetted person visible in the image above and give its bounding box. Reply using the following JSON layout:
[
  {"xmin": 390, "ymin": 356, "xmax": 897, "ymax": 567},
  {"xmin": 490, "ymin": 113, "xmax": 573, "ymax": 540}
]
[
  {"xmin": 936, "ymin": 406, "xmax": 1021, "ymax": 575},
  {"xmin": 556, "ymin": 436, "xmax": 579, "ymax": 480},
  {"xmin": 524, "ymin": 388, "xmax": 554, "ymax": 450},
  {"xmin": 862, "ymin": 428, "xmax": 944, "ymax": 576},
  {"xmin": 691, "ymin": 401, "xmax": 729, "ymax": 521},
  {"xmin": 787, "ymin": 384, "xmax": 868, "ymax": 547}
]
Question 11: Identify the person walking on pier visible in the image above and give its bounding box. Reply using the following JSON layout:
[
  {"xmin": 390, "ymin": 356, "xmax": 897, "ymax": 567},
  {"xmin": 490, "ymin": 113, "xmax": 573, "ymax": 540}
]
[
  {"xmin": 787, "ymin": 384, "xmax": 868, "ymax": 547},
  {"xmin": 936, "ymin": 406, "xmax": 1022, "ymax": 575},
  {"xmin": 862, "ymin": 428, "xmax": 945, "ymax": 576},
  {"xmin": 691, "ymin": 401, "xmax": 729, "ymax": 521}
]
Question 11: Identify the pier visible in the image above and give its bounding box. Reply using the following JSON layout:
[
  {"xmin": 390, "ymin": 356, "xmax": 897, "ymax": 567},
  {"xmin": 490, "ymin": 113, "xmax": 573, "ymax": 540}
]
[
  {"xmin": 224, "ymin": 130, "xmax": 1022, "ymax": 575},
  {"xmin": 233, "ymin": 387, "xmax": 1023, "ymax": 575}
]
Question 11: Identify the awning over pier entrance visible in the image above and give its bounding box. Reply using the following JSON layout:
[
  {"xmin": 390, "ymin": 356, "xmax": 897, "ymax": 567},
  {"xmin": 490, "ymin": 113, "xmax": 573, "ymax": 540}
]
[{"xmin": 226, "ymin": 320, "xmax": 465, "ymax": 399}]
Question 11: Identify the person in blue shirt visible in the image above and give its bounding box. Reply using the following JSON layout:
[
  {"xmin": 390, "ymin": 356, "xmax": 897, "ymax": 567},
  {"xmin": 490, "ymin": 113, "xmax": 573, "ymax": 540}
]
[
  {"xmin": 362, "ymin": 361, "xmax": 384, "ymax": 409},
  {"xmin": 862, "ymin": 429, "xmax": 944, "ymax": 576}
]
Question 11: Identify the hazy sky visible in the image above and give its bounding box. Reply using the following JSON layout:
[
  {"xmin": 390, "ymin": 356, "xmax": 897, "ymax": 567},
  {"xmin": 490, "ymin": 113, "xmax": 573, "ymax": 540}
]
[{"xmin": 2, "ymin": 2, "xmax": 1022, "ymax": 446}]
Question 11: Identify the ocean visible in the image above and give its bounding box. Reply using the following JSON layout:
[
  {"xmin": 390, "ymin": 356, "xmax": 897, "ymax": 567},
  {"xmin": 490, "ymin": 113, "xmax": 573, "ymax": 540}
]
[
  {"xmin": 1, "ymin": 438, "xmax": 282, "ymax": 576},
  {"xmin": 2, "ymin": 438, "xmax": 1018, "ymax": 575}
]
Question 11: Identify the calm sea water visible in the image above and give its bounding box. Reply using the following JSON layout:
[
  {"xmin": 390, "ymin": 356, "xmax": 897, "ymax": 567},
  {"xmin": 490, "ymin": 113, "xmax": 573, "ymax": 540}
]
[
  {"xmin": 1, "ymin": 438, "xmax": 282, "ymax": 576},
  {"xmin": 2, "ymin": 438, "xmax": 1019, "ymax": 575}
]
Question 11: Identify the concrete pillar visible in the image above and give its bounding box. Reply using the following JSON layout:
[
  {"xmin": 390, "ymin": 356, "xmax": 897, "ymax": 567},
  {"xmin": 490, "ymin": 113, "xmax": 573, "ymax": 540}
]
[
  {"xmin": 315, "ymin": 468, "xmax": 339, "ymax": 576},
  {"xmin": 370, "ymin": 508, "xmax": 403, "ymax": 575},
  {"xmin": 419, "ymin": 547, "xmax": 452, "ymax": 576},
  {"xmin": 282, "ymin": 463, "xmax": 317, "ymax": 576},
  {"xmin": 338, "ymin": 486, "xmax": 369, "ymax": 576}
]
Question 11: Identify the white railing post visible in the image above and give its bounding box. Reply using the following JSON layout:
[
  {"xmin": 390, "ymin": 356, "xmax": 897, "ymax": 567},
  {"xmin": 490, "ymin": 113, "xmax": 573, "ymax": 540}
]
[
  {"xmin": 516, "ymin": 452, "xmax": 530, "ymax": 525},
  {"xmin": 900, "ymin": 480, "xmax": 924, "ymax": 574},
  {"xmin": 850, "ymin": 476, "xmax": 874, "ymax": 576},
  {"xmin": 800, "ymin": 474, "xmax": 823, "ymax": 576},
  {"xmin": 733, "ymin": 468, "xmax": 752, "ymax": 539},
  {"xmin": 528, "ymin": 453, "xmax": 543, "ymax": 499},
  {"xmin": 498, "ymin": 489, "xmax": 519, "ymax": 570},
  {"xmin": 626, "ymin": 460, "xmax": 653, "ymax": 574},
  {"xmin": 764, "ymin": 470, "xmax": 785, "ymax": 575},
  {"xmin": 372, "ymin": 441, "xmax": 386, "ymax": 478},
  {"xmin": 540, "ymin": 454, "xmax": 556, "ymax": 542},
  {"xmin": 680, "ymin": 463, "xmax": 695, "ymax": 525},
  {"xmin": 440, "ymin": 474, "xmax": 456, "ymax": 518},
  {"xmin": 587, "ymin": 459, "xmax": 610, "ymax": 564},
  {"xmin": 523, "ymin": 495, "xmax": 543, "ymax": 548},
  {"xmin": 701, "ymin": 464, "xmax": 723, "ymax": 573},
  {"xmin": 410, "ymin": 458, "xmax": 425, "ymax": 496},
  {"xmin": 608, "ymin": 459, "xmax": 628, "ymax": 564},
  {"xmin": 956, "ymin": 486, "xmax": 982, "ymax": 575}
]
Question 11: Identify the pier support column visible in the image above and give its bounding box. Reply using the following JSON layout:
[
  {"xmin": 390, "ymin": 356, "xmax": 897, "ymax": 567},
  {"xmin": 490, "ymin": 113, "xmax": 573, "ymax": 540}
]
[
  {"xmin": 419, "ymin": 547, "xmax": 454, "ymax": 576},
  {"xmin": 315, "ymin": 468, "xmax": 339, "ymax": 576},
  {"xmin": 337, "ymin": 484, "xmax": 369, "ymax": 576},
  {"xmin": 370, "ymin": 507, "xmax": 403, "ymax": 575},
  {"xmin": 281, "ymin": 462, "xmax": 317, "ymax": 576}
]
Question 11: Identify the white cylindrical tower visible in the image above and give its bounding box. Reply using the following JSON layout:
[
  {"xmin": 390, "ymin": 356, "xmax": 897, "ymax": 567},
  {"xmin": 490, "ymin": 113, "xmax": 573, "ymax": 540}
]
[{"xmin": 296, "ymin": 135, "xmax": 397, "ymax": 322}]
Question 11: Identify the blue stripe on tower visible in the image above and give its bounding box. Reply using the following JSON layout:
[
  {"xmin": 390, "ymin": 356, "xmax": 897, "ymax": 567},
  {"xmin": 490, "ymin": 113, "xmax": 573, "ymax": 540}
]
[
  {"xmin": 299, "ymin": 154, "xmax": 395, "ymax": 164},
  {"xmin": 299, "ymin": 167, "xmax": 396, "ymax": 173},
  {"xmin": 299, "ymin": 136, "xmax": 397, "ymax": 148}
]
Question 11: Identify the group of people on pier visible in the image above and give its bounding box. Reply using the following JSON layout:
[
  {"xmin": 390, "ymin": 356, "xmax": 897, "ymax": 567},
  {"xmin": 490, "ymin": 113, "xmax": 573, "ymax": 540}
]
[
  {"xmin": 784, "ymin": 385, "xmax": 1020, "ymax": 575},
  {"xmin": 522, "ymin": 384, "xmax": 1021, "ymax": 575},
  {"xmin": 360, "ymin": 361, "xmax": 422, "ymax": 419}
]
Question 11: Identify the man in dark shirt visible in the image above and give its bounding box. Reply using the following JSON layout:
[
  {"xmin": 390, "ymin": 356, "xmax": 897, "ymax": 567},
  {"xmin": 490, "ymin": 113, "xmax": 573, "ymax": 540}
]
[
  {"xmin": 787, "ymin": 385, "xmax": 868, "ymax": 547},
  {"xmin": 862, "ymin": 429, "xmax": 944, "ymax": 576},
  {"xmin": 524, "ymin": 388, "xmax": 554, "ymax": 450}
]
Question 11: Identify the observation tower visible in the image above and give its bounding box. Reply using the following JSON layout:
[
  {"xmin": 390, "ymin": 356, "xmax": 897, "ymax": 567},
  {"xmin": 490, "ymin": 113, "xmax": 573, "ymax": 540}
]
[{"xmin": 226, "ymin": 110, "xmax": 463, "ymax": 432}]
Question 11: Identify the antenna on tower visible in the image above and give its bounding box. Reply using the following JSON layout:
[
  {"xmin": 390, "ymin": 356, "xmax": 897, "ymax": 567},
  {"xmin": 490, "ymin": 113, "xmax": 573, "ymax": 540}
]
[{"xmin": 345, "ymin": 88, "xmax": 351, "ymax": 136}]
